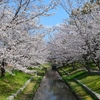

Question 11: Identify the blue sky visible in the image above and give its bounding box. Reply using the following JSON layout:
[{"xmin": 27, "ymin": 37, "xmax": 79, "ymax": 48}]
[
  {"xmin": 9, "ymin": 0, "xmax": 69, "ymax": 26},
  {"xmin": 41, "ymin": 5, "xmax": 69, "ymax": 41},
  {"xmin": 40, "ymin": 5, "xmax": 69, "ymax": 26}
]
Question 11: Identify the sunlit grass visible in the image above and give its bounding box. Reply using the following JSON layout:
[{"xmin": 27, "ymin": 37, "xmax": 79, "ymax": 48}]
[
  {"xmin": 58, "ymin": 69, "xmax": 66, "ymax": 75},
  {"xmin": 42, "ymin": 63, "xmax": 51, "ymax": 68},
  {"xmin": 61, "ymin": 77, "xmax": 94, "ymax": 100},
  {"xmin": 14, "ymin": 66, "xmax": 45, "ymax": 100},
  {"xmin": 69, "ymin": 81, "xmax": 94, "ymax": 100},
  {"xmin": 59, "ymin": 65, "xmax": 100, "ymax": 100},
  {"xmin": 0, "ymin": 70, "xmax": 31, "ymax": 100},
  {"xmin": 14, "ymin": 76, "xmax": 43, "ymax": 100},
  {"xmin": 80, "ymin": 75, "xmax": 100, "ymax": 94},
  {"xmin": 62, "ymin": 70, "xmax": 87, "ymax": 80}
]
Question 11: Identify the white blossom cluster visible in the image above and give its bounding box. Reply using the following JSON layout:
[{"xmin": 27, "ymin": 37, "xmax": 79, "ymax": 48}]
[
  {"xmin": 0, "ymin": 0, "xmax": 58, "ymax": 71},
  {"xmin": 47, "ymin": 1, "xmax": 100, "ymax": 69}
]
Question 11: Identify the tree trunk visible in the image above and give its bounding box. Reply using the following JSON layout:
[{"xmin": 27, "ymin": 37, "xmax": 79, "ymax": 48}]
[
  {"xmin": 96, "ymin": 58, "xmax": 100, "ymax": 70},
  {"xmin": 1, "ymin": 67, "xmax": 5, "ymax": 77},
  {"xmin": 93, "ymin": 59, "xmax": 100, "ymax": 70},
  {"xmin": 72, "ymin": 63, "xmax": 76, "ymax": 70},
  {"xmin": 97, "ymin": 60, "xmax": 100, "ymax": 70},
  {"xmin": 62, "ymin": 62, "xmax": 65, "ymax": 67},
  {"xmin": 85, "ymin": 66, "xmax": 91, "ymax": 74}
]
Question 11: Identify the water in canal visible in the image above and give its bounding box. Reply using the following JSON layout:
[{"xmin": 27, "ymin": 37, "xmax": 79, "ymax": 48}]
[{"xmin": 33, "ymin": 70, "xmax": 77, "ymax": 100}]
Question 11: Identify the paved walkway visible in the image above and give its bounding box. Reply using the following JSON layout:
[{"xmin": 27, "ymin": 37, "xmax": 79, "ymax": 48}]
[{"xmin": 33, "ymin": 70, "xmax": 77, "ymax": 100}]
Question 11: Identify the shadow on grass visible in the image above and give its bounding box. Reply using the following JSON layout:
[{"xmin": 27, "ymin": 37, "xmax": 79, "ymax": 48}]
[{"xmin": 64, "ymin": 71, "xmax": 89, "ymax": 80}]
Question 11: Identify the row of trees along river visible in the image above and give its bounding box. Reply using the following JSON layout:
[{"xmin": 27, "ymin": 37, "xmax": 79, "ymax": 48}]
[{"xmin": 0, "ymin": 1, "xmax": 100, "ymax": 99}]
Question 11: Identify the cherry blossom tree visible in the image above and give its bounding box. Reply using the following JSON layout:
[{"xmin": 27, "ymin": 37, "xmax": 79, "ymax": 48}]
[
  {"xmin": 50, "ymin": 0, "xmax": 100, "ymax": 72},
  {"xmin": 0, "ymin": 0, "xmax": 58, "ymax": 74},
  {"xmin": 69, "ymin": 1, "xmax": 100, "ymax": 70}
]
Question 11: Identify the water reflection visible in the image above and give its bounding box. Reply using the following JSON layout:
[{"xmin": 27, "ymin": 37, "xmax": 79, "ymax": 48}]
[{"xmin": 33, "ymin": 70, "xmax": 77, "ymax": 100}]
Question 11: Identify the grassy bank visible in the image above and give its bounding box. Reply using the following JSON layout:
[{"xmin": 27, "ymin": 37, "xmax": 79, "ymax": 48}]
[
  {"xmin": 0, "ymin": 64, "xmax": 46, "ymax": 100},
  {"xmin": 42, "ymin": 63, "xmax": 51, "ymax": 68},
  {"xmin": 58, "ymin": 66, "xmax": 100, "ymax": 100},
  {"xmin": 14, "ymin": 76, "xmax": 43, "ymax": 100},
  {"xmin": 14, "ymin": 65, "xmax": 46, "ymax": 100},
  {"xmin": 0, "ymin": 70, "xmax": 31, "ymax": 100},
  {"xmin": 79, "ymin": 75, "xmax": 100, "ymax": 94}
]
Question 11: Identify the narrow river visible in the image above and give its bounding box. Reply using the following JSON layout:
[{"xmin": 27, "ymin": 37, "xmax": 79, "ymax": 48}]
[{"xmin": 33, "ymin": 70, "xmax": 77, "ymax": 100}]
